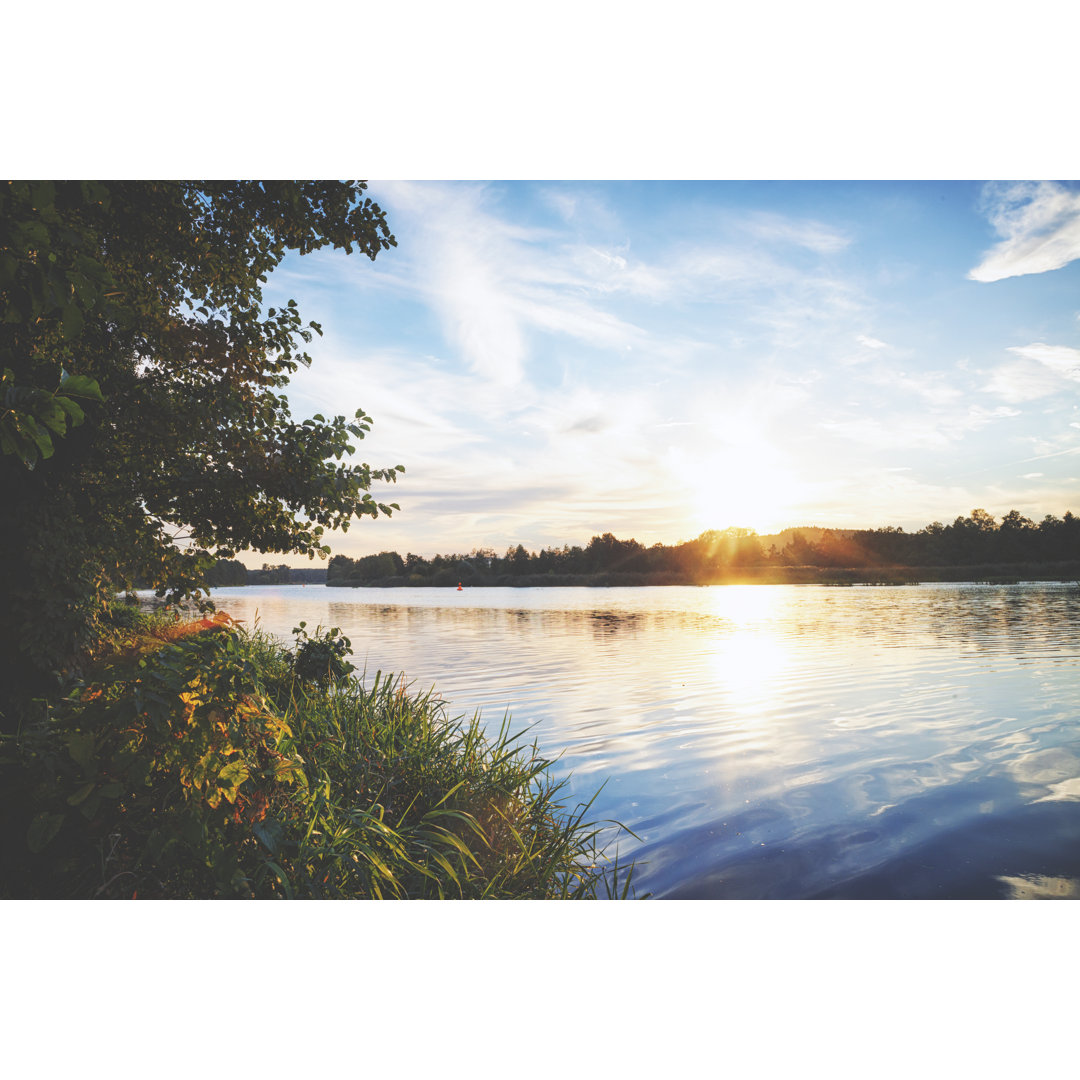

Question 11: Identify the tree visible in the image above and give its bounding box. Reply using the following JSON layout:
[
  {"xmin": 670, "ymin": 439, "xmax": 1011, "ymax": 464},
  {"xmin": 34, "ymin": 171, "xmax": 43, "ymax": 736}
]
[
  {"xmin": 998, "ymin": 509, "xmax": 1036, "ymax": 562},
  {"xmin": 204, "ymin": 558, "xmax": 248, "ymax": 587},
  {"xmin": 508, "ymin": 543, "xmax": 532, "ymax": 576},
  {"xmin": 947, "ymin": 508, "xmax": 997, "ymax": 564},
  {"xmin": 1, "ymin": 181, "xmax": 403, "ymax": 714}
]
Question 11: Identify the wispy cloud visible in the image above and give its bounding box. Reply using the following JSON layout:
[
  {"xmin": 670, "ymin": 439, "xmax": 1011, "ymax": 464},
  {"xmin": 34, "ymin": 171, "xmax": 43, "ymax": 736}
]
[
  {"xmin": 373, "ymin": 182, "xmax": 660, "ymax": 381},
  {"xmin": 969, "ymin": 181, "xmax": 1080, "ymax": 282},
  {"xmin": 984, "ymin": 342, "xmax": 1080, "ymax": 402},
  {"xmin": 821, "ymin": 399, "xmax": 1021, "ymax": 453},
  {"xmin": 863, "ymin": 364, "xmax": 966, "ymax": 407},
  {"xmin": 261, "ymin": 181, "xmax": 1080, "ymax": 558},
  {"xmin": 537, "ymin": 186, "xmax": 623, "ymax": 236},
  {"xmin": 740, "ymin": 211, "xmax": 851, "ymax": 254},
  {"xmin": 856, "ymin": 334, "xmax": 889, "ymax": 350},
  {"xmin": 1008, "ymin": 343, "xmax": 1080, "ymax": 380}
]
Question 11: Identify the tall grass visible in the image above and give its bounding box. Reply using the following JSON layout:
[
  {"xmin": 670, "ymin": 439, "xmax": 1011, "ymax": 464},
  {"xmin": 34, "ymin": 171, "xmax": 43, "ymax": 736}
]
[
  {"xmin": 0, "ymin": 610, "xmax": 639, "ymax": 900},
  {"xmin": 253, "ymin": 630, "xmax": 636, "ymax": 898}
]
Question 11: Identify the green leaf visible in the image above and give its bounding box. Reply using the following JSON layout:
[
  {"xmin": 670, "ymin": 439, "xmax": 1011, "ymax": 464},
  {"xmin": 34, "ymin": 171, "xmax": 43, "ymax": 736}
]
[
  {"xmin": 273, "ymin": 757, "xmax": 306, "ymax": 785},
  {"xmin": 61, "ymin": 304, "xmax": 84, "ymax": 340},
  {"xmin": 253, "ymin": 817, "xmax": 285, "ymax": 854},
  {"xmin": 67, "ymin": 782, "xmax": 97, "ymax": 806},
  {"xmin": 27, "ymin": 811, "xmax": 65, "ymax": 853},
  {"xmin": 262, "ymin": 860, "xmax": 294, "ymax": 898},
  {"xmin": 55, "ymin": 395, "xmax": 85, "ymax": 426},
  {"xmin": 58, "ymin": 373, "xmax": 104, "ymax": 402},
  {"xmin": 37, "ymin": 400, "xmax": 68, "ymax": 437},
  {"xmin": 29, "ymin": 423, "xmax": 54, "ymax": 460},
  {"xmin": 216, "ymin": 760, "xmax": 249, "ymax": 804},
  {"xmin": 66, "ymin": 731, "xmax": 95, "ymax": 773}
]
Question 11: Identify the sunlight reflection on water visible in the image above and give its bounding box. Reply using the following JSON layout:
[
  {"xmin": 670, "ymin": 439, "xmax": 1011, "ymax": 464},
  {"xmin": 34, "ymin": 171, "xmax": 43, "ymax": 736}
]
[{"xmin": 204, "ymin": 581, "xmax": 1080, "ymax": 899}]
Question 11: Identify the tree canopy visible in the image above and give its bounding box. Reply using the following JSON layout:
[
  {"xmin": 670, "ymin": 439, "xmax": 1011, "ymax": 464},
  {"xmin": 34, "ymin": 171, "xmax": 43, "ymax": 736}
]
[{"xmin": 1, "ymin": 180, "xmax": 403, "ymax": 710}]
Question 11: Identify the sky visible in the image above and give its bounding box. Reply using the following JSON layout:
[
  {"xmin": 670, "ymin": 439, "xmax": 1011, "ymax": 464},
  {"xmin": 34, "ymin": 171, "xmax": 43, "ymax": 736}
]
[{"xmin": 259, "ymin": 180, "xmax": 1080, "ymax": 564}]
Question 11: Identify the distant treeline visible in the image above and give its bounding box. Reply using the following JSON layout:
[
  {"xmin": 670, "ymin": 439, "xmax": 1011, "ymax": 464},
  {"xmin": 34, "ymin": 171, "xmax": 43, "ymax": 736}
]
[
  {"xmin": 203, "ymin": 561, "xmax": 328, "ymax": 587},
  {"xmin": 326, "ymin": 509, "xmax": 1080, "ymax": 588}
]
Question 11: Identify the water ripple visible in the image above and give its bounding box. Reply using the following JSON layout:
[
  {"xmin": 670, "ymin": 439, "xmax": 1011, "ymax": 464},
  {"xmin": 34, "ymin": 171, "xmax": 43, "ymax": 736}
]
[{"xmin": 207, "ymin": 582, "xmax": 1080, "ymax": 899}]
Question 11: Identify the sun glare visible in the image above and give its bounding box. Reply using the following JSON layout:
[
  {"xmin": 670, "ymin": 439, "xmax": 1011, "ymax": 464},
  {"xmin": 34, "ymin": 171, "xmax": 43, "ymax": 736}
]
[
  {"xmin": 706, "ymin": 630, "xmax": 790, "ymax": 717},
  {"xmin": 670, "ymin": 428, "xmax": 808, "ymax": 535},
  {"xmin": 691, "ymin": 465, "xmax": 803, "ymax": 534}
]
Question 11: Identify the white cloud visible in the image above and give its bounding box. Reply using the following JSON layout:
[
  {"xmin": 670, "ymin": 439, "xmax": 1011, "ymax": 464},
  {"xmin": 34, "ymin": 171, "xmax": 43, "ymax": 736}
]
[
  {"xmin": 537, "ymin": 187, "xmax": 623, "ymax": 237},
  {"xmin": 565, "ymin": 245, "xmax": 674, "ymax": 301},
  {"xmin": 368, "ymin": 181, "xmax": 870, "ymax": 391},
  {"xmin": 984, "ymin": 360, "xmax": 1065, "ymax": 403},
  {"xmin": 741, "ymin": 212, "xmax": 851, "ymax": 254},
  {"xmin": 856, "ymin": 334, "xmax": 889, "ymax": 350},
  {"xmin": 821, "ymin": 400, "xmax": 1020, "ymax": 452},
  {"xmin": 539, "ymin": 188, "xmax": 579, "ymax": 223},
  {"xmin": 865, "ymin": 366, "xmax": 965, "ymax": 407},
  {"xmin": 969, "ymin": 181, "xmax": 1080, "ymax": 282},
  {"xmin": 562, "ymin": 213, "xmax": 858, "ymax": 318},
  {"xmin": 1008, "ymin": 343, "xmax": 1080, "ymax": 379},
  {"xmin": 984, "ymin": 342, "xmax": 1080, "ymax": 402},
  {"xmin": 514, "ymin": 291, "xmax": 649, "ymax": 352},
  {"xmin": 371, "ymin": 182, "xmax": 663, "ymax": 381}
]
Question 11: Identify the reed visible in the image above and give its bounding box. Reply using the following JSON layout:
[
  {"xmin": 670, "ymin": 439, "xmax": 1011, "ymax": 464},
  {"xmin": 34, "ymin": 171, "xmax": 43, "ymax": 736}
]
[{"xmin": 263, "ymin": 650, "xmax": 635, "ymax": 898}]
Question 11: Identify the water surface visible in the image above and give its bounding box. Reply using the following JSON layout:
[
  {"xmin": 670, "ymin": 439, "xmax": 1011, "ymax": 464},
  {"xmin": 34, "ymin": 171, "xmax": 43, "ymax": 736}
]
[{"xmin": 206, "ymin": 582, "xmax": 1080, "ymax": 899}]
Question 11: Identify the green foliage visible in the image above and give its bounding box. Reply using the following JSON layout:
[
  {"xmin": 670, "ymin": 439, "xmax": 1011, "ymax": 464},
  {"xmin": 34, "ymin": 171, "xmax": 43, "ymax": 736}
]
[
  {"xmin": 290, "ymin": 622, "xmax": 355, "ymax": 686},
  {"xmin": 203, "ymin": 557, "xmax": 248, "ymax": 587},
  {"xmin": 1, "ymin": 367, "xmax": 105, "ymax": 467},
  {"xmin": 0, "ymin": 620, "xmax": 307, "ymax": 897},
  {"xmin": 1, "ymin": 180, "xmax": 404, "ymax": 713},
  {"xmin": 0, "ymin": 620, "xmax": 636, "ymax": 899}
]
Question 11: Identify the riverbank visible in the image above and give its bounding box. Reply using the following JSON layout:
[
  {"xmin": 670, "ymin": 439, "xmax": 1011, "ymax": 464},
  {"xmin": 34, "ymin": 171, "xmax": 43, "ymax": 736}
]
[{"xmin": 0, "ymin": 605, "xmax": 633, "ymax": 899}]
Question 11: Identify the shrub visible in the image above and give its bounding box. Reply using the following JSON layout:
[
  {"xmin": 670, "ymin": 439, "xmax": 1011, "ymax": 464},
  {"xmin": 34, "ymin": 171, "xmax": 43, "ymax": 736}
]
[
  {"xmin": 290, "ymin": 622, "xmax": 355, "ymax": 686},
  {"xmin": 0, "ymin": 621, "xmax": 637, "ymax": 899}
]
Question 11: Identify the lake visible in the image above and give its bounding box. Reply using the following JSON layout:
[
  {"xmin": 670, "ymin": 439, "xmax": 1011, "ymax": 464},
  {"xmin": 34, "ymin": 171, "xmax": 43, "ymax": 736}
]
[{"xmin": 205, "ymin": 582, "xmax": 1080, "ymax": 899}]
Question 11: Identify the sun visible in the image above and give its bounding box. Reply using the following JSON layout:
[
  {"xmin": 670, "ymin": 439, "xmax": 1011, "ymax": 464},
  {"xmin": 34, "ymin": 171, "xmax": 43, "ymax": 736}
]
[
  {"xmin": 669, "ymin": 424, "xmax": 809, "ymax": 535},
  {"xmin": 691, "ymin": 465, "xmax": 803, "ymax": 534}
]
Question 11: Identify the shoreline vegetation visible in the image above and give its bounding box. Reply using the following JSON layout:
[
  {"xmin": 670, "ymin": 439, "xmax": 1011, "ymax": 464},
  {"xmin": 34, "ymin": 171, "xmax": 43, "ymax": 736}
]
[
  {"xmin": 207, "ymin": 510, "xmax": 1078, "ymax": 590},
  {"xmin": 0, "ymin": 604, "xmax": 636, "ymax": 900}
]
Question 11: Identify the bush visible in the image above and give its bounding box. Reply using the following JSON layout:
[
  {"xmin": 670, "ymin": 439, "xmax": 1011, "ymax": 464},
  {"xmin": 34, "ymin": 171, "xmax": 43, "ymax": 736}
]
[
  {"xmin": 290, "ymin": 622, "xmax": 355, "ymax": 686},
  {"xmin": 0, "ymin": 620, "xmax": 638, "ymax": 899}
]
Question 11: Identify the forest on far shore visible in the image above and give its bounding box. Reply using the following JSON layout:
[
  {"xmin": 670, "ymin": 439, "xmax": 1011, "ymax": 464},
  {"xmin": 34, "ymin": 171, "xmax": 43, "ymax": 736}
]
[{"xmin": 318, "ymin": 509, "xmax": 1080, "ymax": 589}]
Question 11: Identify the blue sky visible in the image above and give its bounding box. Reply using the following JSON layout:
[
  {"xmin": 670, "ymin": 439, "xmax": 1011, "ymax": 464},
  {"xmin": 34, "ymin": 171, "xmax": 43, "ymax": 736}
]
[{"xmin": 263, "ymin": 180, "xmax": 1080, "ymax": 563}]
